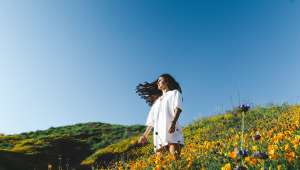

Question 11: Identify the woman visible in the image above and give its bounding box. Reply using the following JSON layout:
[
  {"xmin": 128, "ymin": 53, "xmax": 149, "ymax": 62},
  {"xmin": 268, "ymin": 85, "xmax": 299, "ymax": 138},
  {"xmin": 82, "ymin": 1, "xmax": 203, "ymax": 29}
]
[{"xmin": 136, "ymin": 73, "xmax": 184, "ymax": 160}]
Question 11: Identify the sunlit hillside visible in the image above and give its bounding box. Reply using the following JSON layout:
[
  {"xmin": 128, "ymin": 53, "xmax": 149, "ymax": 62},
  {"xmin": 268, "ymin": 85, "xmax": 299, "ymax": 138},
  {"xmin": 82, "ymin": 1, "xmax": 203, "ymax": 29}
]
[
  {"xmin": 82, "ymin": 104, "xmax": 300, "ymax": 170},
  {"xmin": 0, "ymin": 104, "xmax": 299, "ymax": 170}
]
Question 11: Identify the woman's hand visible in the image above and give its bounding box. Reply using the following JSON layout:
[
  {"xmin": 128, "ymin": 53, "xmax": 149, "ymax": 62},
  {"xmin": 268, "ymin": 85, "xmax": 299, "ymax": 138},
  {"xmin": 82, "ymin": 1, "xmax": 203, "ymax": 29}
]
[
  {"xmin": 168, "ymin": 121, "xmax": 176, "ymax": 133},
  {"xmin": 138, "ymin": 135, "xmax": 148, "ymax": 145},
  {"xmin": 137, "ymin": 126, "xmax": 152, "ymax": 146}
]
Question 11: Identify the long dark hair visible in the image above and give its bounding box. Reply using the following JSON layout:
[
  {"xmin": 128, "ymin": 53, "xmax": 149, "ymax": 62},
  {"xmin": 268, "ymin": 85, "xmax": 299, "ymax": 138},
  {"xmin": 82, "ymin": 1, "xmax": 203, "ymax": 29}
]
[{"xmin": 136, "ymin": 73, "xmax": 182, "ymax": 106}]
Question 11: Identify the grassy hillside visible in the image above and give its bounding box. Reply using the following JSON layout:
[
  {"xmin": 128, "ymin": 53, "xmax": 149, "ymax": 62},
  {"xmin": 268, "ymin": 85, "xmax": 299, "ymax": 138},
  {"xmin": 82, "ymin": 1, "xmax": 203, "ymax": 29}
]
[
  {"xmin": 0, "ymin": 122, "xmax": 146, "ymax": 170},
  {"xmin": 81, "ymin": 104, "xmax": 300, "ymax": 170},
  {"xmin": 0, "ymin": 104, "xmax": 299, "ymax": 170}
]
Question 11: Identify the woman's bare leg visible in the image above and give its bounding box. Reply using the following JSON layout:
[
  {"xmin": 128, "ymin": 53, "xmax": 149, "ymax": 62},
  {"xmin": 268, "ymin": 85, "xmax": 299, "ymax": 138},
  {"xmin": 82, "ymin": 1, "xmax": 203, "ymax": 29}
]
[
  {"xmin": 155, "ymin": 146, "xmax": 166, "ymax": 158},
  {"xmin": 156, "ymin": 151, "xmax": 162, "ymax": 157},
  {"xmin": 168, "ymin": 143, "xmax": 181, "ymax": 160}
]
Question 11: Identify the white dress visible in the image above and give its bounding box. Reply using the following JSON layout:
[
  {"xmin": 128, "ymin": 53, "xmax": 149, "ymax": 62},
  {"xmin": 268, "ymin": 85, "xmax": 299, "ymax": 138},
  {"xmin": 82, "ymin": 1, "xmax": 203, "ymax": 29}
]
[{"xmin": 145, "ymin": 89, "xmax": 184, "ymax": 152}]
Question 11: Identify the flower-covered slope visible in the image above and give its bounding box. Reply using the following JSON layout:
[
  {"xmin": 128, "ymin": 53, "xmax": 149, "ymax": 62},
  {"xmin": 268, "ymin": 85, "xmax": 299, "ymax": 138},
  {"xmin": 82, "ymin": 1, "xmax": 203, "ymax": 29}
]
[{"xmin": 83, "ymin": 104, "xmax": 300, "ymax": 170}]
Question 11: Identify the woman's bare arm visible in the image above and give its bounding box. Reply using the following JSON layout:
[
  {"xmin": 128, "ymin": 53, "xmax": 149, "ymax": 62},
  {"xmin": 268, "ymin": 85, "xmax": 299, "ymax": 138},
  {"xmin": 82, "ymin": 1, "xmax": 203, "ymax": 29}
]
[
  {"xmin": 172, "ymin": 108, "xmax": 182, "ymax": 124},
  {"xmin": 143, "ymin": 126, "xmax": 153, "ymax": 137},
  {"xmin": 169, "ymin": 108, "xmax": 182, "ymax": 133},
  {"xmin": 139, "ymin": 126, "xmax": 152, "ymax": 144}
]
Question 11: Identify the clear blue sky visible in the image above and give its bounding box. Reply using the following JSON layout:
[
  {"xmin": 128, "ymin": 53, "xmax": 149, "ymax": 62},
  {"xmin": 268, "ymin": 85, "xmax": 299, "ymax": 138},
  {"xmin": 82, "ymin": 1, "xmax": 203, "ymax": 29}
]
[{"xmin": 0, "ymin": 0, "xmax": 299, "ymax": 134}]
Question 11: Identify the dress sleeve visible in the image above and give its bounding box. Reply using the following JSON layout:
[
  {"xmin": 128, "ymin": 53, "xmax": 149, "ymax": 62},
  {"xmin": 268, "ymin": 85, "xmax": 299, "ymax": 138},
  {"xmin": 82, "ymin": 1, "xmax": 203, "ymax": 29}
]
[
  {"xmin": 145, "ymin": 104, "xmax": 154, "ymax": 127},
  {"xmin": 173, "ymin": 90, "xmax": 183, "ymax": 111}
]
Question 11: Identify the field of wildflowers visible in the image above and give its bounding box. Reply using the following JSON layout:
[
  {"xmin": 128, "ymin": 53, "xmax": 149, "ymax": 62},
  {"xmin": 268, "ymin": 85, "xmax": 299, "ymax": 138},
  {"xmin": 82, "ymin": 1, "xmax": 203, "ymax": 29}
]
[{"xmin": 83, "ymin": 104, "xmax": 300, "ymax": 170}]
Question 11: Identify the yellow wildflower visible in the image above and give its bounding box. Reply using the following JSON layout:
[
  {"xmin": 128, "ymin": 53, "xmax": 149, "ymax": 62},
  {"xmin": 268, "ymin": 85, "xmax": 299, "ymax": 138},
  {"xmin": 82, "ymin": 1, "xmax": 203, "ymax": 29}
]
[{"xmin": 221, "ymin": 163, "xmax": 231, "ymax": 170}]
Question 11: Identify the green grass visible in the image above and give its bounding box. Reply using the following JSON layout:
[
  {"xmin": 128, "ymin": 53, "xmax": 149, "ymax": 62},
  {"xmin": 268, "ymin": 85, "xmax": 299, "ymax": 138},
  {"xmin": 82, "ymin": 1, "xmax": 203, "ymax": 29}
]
[
  {"xmin": 0, "ymin": 122, "xmax": 146, "ymax": 170},
  {"xmin": 0, "ymin": 104, "xmax": 299, "ymax": 170}
]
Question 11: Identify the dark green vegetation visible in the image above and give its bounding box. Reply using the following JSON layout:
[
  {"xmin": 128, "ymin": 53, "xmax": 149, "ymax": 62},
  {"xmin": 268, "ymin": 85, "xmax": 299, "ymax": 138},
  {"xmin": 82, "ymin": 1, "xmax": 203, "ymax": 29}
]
[{"xmin": 0, "ymin": 122, "xmax": 146, "ymax": 170}]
